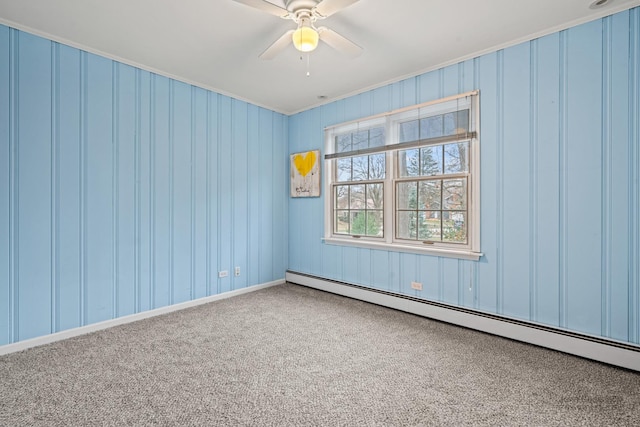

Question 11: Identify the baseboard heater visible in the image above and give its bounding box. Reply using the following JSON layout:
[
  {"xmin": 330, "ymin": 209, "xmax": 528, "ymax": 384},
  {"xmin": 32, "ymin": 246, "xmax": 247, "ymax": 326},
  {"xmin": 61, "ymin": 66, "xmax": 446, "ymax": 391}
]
[{"xmin": 286, "ymin": 270, "xmax": 640, "ymax": 372}]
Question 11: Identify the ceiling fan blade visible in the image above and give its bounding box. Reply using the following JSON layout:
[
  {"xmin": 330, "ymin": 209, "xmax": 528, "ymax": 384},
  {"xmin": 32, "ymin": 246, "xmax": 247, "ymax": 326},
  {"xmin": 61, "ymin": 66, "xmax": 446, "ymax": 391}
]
[
  {"xmin": 259, "ymin": 29, "xmax": 295, "ymax": 60},
  {"xmin": 318, "ymin": 27, "xmax": 362, "ymax": 57},
  {"xmin": 232, "ymin": 0, "xmax": 290, "ymax": 18},
  {"xmin": 313, "ymin": 0, "xmax": 359, "ymax": 18}
]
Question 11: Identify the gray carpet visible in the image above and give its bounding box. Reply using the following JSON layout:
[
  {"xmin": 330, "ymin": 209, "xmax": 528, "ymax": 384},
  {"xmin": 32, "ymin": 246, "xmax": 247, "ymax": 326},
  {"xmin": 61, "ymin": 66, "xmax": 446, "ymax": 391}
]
[{"xmin": 1, "ymin": 283, "xmax": 639, "ymax": 426}]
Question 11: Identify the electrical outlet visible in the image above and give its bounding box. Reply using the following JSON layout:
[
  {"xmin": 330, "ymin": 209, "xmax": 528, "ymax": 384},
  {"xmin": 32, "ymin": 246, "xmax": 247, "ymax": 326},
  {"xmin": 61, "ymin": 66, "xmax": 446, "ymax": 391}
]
[
  {"xmin": 234, "ymin": 267, "xmax": 240, "ymax": 276},
  {"xmin": 218, "ymin": 270, "xmax": 228, "ymax": 278},
  {"xmin": 411, "ymin": 281, "xmax": 423, "ymax": 291}
]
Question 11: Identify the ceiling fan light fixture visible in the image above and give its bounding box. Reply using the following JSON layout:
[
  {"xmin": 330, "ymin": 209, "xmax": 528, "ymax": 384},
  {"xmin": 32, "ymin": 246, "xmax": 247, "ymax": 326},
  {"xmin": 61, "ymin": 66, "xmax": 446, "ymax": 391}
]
[
  {"xmin": 292, "ymin": 22, "xmax": 319, "ymax": 52},
  {"xmin": 239, "ymin": 0, "xmax": 362, "ymax": 59}
]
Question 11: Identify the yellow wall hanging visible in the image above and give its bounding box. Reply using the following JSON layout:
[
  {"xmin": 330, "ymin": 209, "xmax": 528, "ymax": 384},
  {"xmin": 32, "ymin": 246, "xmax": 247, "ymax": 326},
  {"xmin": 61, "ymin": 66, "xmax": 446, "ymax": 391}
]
[{"xmin": 290, "ymin": 150, "xmax": 320, "ymax": 197}]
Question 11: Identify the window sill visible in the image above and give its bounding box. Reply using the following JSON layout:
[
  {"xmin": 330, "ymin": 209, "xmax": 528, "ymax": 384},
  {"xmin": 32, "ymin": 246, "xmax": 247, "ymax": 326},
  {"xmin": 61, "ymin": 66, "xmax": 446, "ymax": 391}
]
[{"xmin": 322, "ymin": 237, "xmax": 483, "ymax": 261}]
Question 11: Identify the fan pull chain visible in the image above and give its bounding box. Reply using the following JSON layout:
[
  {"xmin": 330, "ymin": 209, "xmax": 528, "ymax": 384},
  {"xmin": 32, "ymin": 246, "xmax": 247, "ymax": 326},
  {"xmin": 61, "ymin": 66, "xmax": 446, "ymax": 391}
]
[{"xmin": 299, "ymin": 54, "xmax": 311, "ymax": 77}]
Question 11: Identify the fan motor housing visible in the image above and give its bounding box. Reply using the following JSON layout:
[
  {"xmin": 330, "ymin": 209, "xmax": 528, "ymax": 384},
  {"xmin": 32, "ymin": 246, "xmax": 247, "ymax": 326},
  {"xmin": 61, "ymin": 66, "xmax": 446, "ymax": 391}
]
[{"xmin": 286, "ymin": 0, "xmax": 319, "ymax": 13}]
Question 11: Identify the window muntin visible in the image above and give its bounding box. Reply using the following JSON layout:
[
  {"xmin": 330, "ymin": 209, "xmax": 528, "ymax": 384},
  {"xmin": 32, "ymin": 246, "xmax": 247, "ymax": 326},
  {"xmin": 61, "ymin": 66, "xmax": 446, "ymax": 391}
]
[{"xmin": 324, "ymin": 91, "xmax": 480, "ymax": 258}]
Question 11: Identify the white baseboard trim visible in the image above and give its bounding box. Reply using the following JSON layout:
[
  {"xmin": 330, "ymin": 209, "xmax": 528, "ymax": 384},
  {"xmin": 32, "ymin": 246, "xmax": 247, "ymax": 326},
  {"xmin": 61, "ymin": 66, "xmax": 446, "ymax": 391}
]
[
  {"xmin": 0, "ymin": 279, "xmax": 284, "ymax": 356},
  {"xmin": 286, "ymin": 271, "xmax": 640, "ymax": 372}
]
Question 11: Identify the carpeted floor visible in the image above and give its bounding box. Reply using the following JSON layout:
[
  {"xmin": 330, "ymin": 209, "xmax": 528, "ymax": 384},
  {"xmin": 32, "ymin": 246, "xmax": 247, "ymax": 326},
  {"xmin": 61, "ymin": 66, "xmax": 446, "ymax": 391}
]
[{"xmin": 1, "ymin": 282, "xmax": 639, "ymax": 426}]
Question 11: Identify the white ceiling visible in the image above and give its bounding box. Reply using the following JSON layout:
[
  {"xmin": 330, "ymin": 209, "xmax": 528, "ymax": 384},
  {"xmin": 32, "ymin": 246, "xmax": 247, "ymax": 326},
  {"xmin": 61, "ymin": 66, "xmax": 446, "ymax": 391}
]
[{"xmin": 0, "ymin": 0, "xmax": 638, "ymax": 114}]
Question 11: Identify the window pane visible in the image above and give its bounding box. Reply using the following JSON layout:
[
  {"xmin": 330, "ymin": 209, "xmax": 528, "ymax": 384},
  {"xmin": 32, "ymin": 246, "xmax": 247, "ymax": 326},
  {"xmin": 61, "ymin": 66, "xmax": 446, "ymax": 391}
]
[
  {"xmin": 352, "ymin": 156, "xmax": 368, "ymax": 181},
  {"xmin": 369, "ymin": 153, "xmax": 385, "ymax": 179},
  {"xmin": 337, "ymin": 158, "xmax": 352, "ymax": 182},
  {"xmin": 399, "ymin": 120, "xmax": 419, "ymax": 143},
  {"xmin": 420, "ymin": 211, "xmax": 442, "ymax": 241},
  {"xmin": 396, "ymin": 211, "xmax": 417, "ymax": 239},
  {"xmin": 369, "ymin": 127, "xmax": 385, "ymax": 148},
  {"xmin": 418, "ymin": 180, "xmax": 441, "ymax": 210},
  {"xmin": 442, "ymin": 212, "xmax": 466, "ymax": 243},
  {"xmin": 353, "ymin": 130, "xmax": 368, "ymax": 150},
  {"xmin": 336, "ymin": 134, "xmax": 351, "ymax": 153},
  {"xmin": 398, "ymin": 149, "xmax": 419, "ymax": 177},
  {"xmin": 366, "ymin": 183, "xmax": 384, "ymax": 209},
  {"xmin": 365, "ymin": 211, "xmax": 384, "ymax": 237},
  {"xmin": 350, "ymin": 184, "xmax": 365, "ymax": 209},
  {"xmin": 441, "ymin": 110, "xmax": 470, "ymax": 135},
  {"xmin": 443, "ymin": 112, "xmax": 455, "ymax": 135},
  {"xmin": 335, "ymin": 210, "xmax": 350, "ymax": 234},
  {"xmin": 444, "ymin": 142, "xmax": 469, "ymax": 174},
  {"xmin": 421, "ymin": 115, "xmax": 443, "ymax": 138},
  {"xmin": 455, "ymin": 110, "xmax": 470, "ymax": 133},
  {"xmin": 443, "ymin": 179, "xmax": 467, "ymax": 210},
  {"xmin": 396, "ymin": 181, "xmax": 417, "ymax": 210},
  {"xmin": 421, "ymin": 146, "xmax": 443, "ymax": 176},
  {"xmin": 335, "ymin": 185, "xmax": 349, "ymax": 209},
  {"xmin": 350, "ymin": 210, "xmax": 366, "ymax": 235}
]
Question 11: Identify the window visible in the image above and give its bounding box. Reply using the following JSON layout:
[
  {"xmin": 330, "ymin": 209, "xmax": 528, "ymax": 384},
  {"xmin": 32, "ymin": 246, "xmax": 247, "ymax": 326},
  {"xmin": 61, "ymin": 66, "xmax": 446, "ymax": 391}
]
[{"xmin": 324, "ymin": 91, "xmax": 481, "ymax": 260}]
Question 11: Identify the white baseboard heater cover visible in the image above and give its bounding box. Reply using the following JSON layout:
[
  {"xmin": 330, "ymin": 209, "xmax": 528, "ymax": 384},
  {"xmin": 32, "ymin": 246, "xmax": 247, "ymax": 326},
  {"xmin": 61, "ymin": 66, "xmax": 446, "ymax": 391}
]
[{"xmin": 286, "ymin": 271, "xmax": 640, "ymax": 372}]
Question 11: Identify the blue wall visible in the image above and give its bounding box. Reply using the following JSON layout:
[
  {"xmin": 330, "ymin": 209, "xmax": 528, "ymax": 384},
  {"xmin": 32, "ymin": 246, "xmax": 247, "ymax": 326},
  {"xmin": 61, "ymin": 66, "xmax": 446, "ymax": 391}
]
[
  {"xmin": 289, "ymin": 8, "xmax": 640, "ymax": 344},
  {"xmin": 0, "ymin": 25, "xmax": 289, "ymax": 345}
]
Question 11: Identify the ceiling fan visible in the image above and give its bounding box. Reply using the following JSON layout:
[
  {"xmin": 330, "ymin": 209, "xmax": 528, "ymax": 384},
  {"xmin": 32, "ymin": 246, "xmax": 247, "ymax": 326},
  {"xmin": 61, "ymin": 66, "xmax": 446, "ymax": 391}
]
[{"xmin": 233, "ymin": 0, "xmax": 363, "ymax": 60}]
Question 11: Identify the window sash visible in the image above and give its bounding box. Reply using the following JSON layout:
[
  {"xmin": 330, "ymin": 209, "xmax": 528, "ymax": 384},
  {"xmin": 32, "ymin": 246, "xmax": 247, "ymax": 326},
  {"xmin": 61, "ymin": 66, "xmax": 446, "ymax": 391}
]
[
  {"xmin": 332, "ymin": 181, "xmax": 385, "ymax": 238},
  {"xmin": 394, "ymin": 176, "xmax": 469, "ymax": 245}
]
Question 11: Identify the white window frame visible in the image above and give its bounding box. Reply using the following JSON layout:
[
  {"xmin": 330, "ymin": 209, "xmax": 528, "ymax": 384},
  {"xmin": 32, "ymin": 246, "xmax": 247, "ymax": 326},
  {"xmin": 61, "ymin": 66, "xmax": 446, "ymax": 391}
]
[{"xmin": 323, "ymin": 91, "xmax": 482, "ymax": 261}]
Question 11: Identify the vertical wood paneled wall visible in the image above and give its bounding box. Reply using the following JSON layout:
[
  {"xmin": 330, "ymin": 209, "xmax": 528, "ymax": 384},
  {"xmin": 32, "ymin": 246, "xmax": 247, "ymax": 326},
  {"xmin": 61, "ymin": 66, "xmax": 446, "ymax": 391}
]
[
  {"xmin": 0, "ymin": 25, "xmax": 289, "ymax": 345},
  {"xmin": 288, "ymin": 8, "xmax": 640, "ymax": 344}
]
